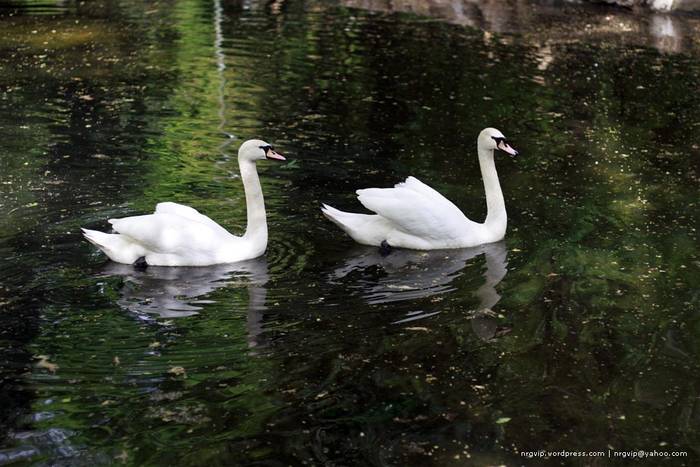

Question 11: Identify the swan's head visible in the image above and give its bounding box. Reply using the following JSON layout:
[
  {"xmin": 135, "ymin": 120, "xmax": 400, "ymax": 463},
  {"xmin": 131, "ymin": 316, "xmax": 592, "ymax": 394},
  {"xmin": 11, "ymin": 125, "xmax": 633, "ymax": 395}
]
[
  {"xmin": 478, "ymin": 128, "xmax": 518, "ymax": 157},
  {"xmin": 238, "ymin": 139, "xmax": 286, "ymax": 162}
]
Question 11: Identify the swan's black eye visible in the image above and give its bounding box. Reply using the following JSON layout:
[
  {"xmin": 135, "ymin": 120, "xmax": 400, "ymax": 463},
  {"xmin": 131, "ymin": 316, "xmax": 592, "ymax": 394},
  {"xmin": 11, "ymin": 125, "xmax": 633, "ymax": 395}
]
[
  {"xmin": 492, "ymin": 137, "xmax": 505, "ymax": 144},
  {"xmin": 259, "ymin": 145, "xmax": 273, "ymax": 154}
]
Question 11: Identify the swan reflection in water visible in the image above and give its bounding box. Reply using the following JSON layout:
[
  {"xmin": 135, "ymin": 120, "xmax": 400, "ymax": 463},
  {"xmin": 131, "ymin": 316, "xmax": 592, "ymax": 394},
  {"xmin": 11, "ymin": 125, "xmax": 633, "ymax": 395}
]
[
  {"xmin": 329, "ymin": 241, "xmax": 508, "ymax": 340},
  {"xmin": 101, "ymin": 258, "xmax": 269, "ymax": 347}
]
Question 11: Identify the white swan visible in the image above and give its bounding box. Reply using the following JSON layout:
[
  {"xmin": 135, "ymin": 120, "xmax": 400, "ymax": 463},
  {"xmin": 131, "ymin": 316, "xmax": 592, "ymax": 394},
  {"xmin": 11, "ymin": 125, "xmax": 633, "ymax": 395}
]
[
  {"xmin": 82, "ymin": 139, "xmax": 285, "ymax": 267},
  {"xmin": 322, "ymin": 128, "xmax": 517, "ymax": 250}
]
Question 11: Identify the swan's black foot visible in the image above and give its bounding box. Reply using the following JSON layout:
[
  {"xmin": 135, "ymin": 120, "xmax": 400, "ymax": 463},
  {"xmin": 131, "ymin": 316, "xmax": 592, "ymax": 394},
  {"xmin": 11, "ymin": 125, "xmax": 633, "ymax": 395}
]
[
  {"xmin": 133, "ymin": 256, "xmax": 148, "ymax": 270},
  {"xmin": 379, "ymin": 240, "xmax": 392, "ymax": 257}
]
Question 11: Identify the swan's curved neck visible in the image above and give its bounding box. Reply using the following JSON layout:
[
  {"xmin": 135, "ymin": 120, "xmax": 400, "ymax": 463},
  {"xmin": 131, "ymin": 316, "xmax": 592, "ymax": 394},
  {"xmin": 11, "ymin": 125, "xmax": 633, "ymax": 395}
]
[
  {"xmin": 477, "ymin": 146, "xmax": 507, "ymax": 235},
  {"xmin": 239, "ymin": 159, "xmax": 268, "ymax": 248}
]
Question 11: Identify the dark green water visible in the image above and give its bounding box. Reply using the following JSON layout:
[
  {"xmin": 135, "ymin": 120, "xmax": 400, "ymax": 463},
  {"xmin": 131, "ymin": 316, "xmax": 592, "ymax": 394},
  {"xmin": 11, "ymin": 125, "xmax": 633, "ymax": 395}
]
[{"xmin": 1, "ymin": 0, "xmax": 699, "ymax": 465}]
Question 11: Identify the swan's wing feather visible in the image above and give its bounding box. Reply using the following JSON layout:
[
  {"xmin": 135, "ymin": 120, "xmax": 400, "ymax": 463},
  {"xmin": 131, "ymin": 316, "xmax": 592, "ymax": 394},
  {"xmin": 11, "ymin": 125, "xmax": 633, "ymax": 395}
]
[
  {"xmin": 395, "ymin": 176, "xmax": 445, "ymax": 200},
  {"xmin": 397, "ymin": 177, "xmax": 472, "ymax": 220},
  {"xmin": 155, "ymin": 202, "xmax": 230, "ymax": 236},
  {"xmin": 356, "ymin": 189, "xmax": 438, "ymax": 239},
  {"xmin": 356, "ymin": 178, "xmax": 471, "ymax": 240},
  {"xmin": 109, "ymin": 213, "xmax": 228, "ymax": 254}
]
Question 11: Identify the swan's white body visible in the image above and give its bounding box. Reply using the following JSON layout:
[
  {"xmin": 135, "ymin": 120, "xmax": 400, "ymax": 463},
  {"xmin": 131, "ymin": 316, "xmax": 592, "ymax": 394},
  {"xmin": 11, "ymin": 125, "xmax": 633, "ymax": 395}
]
[
  {"xmin": 82, "ymin": 139, "xmax": 284, "ymax": 266},
  {"xmin": 322, "ymin": 128, "xmax": 517, "ymax": 250}
]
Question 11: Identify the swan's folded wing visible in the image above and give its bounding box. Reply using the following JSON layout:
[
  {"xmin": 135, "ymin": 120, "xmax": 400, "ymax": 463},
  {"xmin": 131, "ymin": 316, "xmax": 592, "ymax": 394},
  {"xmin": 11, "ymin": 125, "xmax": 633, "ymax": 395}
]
[
  {"xmin": 155, "ymin": 202, "xmax": 230, "ymax": 236},
  {"xmin": 394, "ymin": 176, "xmax": 446, "ymax": 200},
  {"xmin": 109, "ymin": 213, "xmax": 227, "ymax": 254},
  {"xmin": 356, "ymin": 178, "xmax": 472, "ymax": 241}
]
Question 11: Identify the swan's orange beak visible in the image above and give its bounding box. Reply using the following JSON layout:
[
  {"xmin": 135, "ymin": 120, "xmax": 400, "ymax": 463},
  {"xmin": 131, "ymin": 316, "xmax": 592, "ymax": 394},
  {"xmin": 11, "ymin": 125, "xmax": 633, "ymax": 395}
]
[
  {"xmin": 497, "ymin": 140, "xmax": 518, "ymax": 157},
  {"xmin": 266, "ymin": 149, "xmax": 286, "ymax": 161}
]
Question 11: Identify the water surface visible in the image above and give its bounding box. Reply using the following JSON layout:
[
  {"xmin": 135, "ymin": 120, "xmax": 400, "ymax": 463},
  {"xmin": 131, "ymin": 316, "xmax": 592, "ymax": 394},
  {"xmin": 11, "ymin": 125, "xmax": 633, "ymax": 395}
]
[{"xmin": 1, "ymin": 0, "xmax": 699, "ymax": 465}]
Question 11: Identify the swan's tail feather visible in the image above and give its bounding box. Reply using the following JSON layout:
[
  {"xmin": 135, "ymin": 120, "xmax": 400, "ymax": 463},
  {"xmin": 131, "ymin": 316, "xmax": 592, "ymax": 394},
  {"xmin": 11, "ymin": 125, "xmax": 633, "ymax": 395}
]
[
  {"xmin": 82, "ymin": 228, "xmax": 109, "ymax": 248},
  {"xmin": 321, "ymin": 204, "xmax": 361, "ymax": 232},
  {"xmin": 81, "ymin": 228, "xmax": 145, "ymax": 264},
  {"xmin": 321, "ymin": 204, "xmax": 348, "ymax": 224},
  {"xmin": 321, "ymin": 204, "xmax": 389, "ymax": 247}
]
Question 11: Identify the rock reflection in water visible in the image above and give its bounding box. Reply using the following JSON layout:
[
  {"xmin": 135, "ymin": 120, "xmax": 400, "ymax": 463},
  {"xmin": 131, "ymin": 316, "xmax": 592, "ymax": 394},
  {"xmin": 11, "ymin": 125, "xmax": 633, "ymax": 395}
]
[
  {"xmin": 650, "ymin": 14, "xmax": 685, "ymax": 53},
  {"xmin": 330, "ymin": 241, "xmax": 507, "ymax": 338},
  {"xmin": 343, "ymin": 0, "xmax": 522, "ymax": 32},
  {"xmin": 102, "ymin": 259, "xmax": 269, "ymax": 347},
  {"xmin": 342, "ymin": 0, "xmax": 700, "ymax": 54}
]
